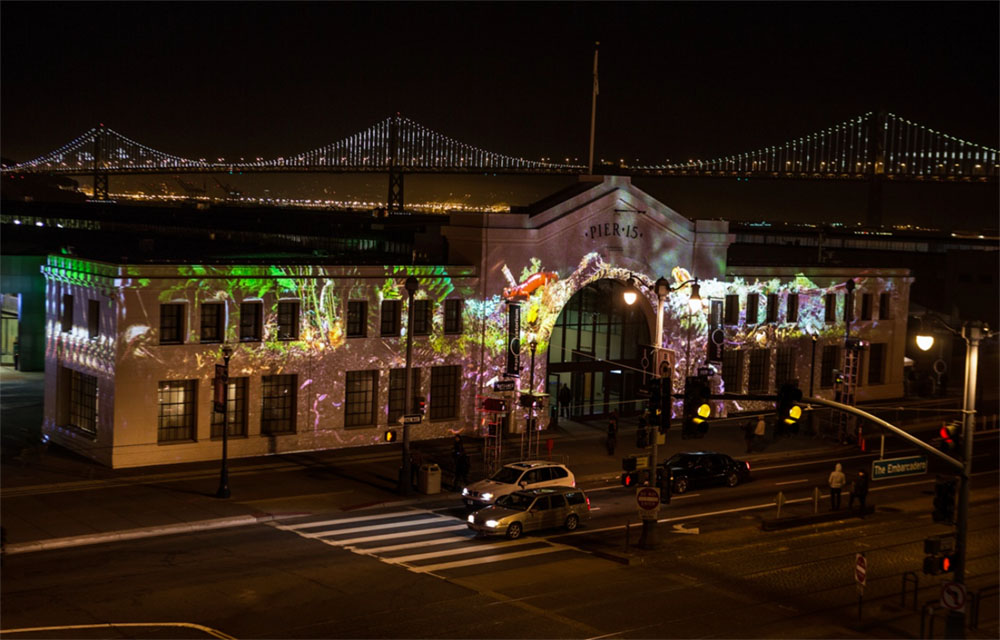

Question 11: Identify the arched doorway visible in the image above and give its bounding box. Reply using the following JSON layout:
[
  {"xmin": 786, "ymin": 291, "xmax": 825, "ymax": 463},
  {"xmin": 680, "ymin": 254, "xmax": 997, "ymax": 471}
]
[{"xmin": 546, "ymin": 279, "xmax": 651, "ymax": 420}]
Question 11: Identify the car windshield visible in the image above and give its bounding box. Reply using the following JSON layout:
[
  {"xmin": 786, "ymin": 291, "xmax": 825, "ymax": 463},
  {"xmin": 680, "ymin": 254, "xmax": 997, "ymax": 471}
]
[
  {"xmin": 496, "ymin": 493, "xmax": 534, "ymax": 511},
  {"xmin": 490, "ymin": 467, "xmax": 523, "ymax": 484},
  {"xmin": 665, "ymin": 454, "xmax": 696, "ymax": 468}
]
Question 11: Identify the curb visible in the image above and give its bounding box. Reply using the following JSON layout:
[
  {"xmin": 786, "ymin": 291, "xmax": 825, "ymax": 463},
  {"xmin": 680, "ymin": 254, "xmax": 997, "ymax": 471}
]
[
  {"xmin": 760, "ymin": 504, "xmax": 875, "ymax": 530},
  {"xmin": 2, "ymin": 512, "xmax": 301, "ymax": 555}
]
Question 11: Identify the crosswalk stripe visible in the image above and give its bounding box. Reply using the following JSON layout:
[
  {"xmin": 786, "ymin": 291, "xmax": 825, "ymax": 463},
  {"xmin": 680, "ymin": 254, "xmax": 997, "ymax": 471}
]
[
  {"xmin": 389, "ymin": 538, "xmax": 541, "ymax": 563},
  {"xmin": 334, "ymin": 524, "xmax": 469, "ymax": 545},
  {"xmin": 300, "ymin": 515, "xmax": 446, "ymax": 538},
  {"xmin": 282, "ymin": 510, "xmax": 427, "ymax": 530},
  {"xmin": 359, "ymin": 535, "xmax": 475, "ymax": 554},
  {"xmin": 410, "ymin": 545, "xmax": 568, "ymax": 572}
]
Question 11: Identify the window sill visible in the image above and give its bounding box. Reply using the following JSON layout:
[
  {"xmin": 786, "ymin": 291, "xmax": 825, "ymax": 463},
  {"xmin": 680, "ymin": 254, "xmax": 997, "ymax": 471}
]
[
  {"xmin": 210, "ymin": 434, "xmax": 248, "ymax": 440},
  {"xmin": 157, "ymin": 439, "xmax": 197, "ymax": 445}
]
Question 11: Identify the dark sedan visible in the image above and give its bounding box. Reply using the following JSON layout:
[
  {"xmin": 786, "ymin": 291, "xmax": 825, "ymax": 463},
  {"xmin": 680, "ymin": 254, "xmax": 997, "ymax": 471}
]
[{"xmin": 661, "ymin": 451, "xmax": 751, "ymax": 494}]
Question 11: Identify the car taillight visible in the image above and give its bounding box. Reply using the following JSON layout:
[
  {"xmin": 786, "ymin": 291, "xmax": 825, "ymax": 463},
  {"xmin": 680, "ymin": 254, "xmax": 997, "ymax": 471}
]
[
  {"xmin": 585, "ymin": 495, "xmax": 591, "ymax": 510},
  {"xmin": 745, "ymin": 461, "xmax": 751, "ymax": 471}
]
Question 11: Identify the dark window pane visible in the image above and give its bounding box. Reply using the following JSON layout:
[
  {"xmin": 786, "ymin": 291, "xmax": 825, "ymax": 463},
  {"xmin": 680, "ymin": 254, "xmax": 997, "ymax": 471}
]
[
  {"xmin": 62, "ymin": 294, "xmax": 73, "ymax": 332},
  {"xmin": 347, "ymin": 301, "xmax": 367, "ymax": 338},
  {"xmin": 775, "ymin": 347, "xmax": 797, "ymax": 386},
  {"xmin": 211, "ymin": 377, "xmax": 248, "ymax": 437},
  {"xmin": 262, "ymin": 374, "xmax": 296, "ymax": 434},
  {"xmin": 748, "ymin": 349, "xmax": 770, "ymax": 393},
  {"xmin": 88, "ymin": 299, "xmax": 100, "ymax": 339},
  {"xmin": 444, "ymin": 299, "xmax": 463, "ymax": 334},
  {"xmin": 722, "ymin": 350, "xmax": 743, "ymax": 393},
  {"xmin": 345, "ymin": 370, "xmax": 378, "ymax": 427},
  {"xmin": 868, "ymin": 343, "xmax": 886, "ymax": 384},
  {"xmin": 820, "ymin": 345, "xmax": 840, "ymax": 388},
  {"xmin": 787, "ymin": 294, "xmax": 799, "ymax": 323},
  {"xmin": 388, "ymin": 368, "xmax": 421, "ymax": 423},
  {"xmin": 430, "ymin": 365, "xmax": 459, "ymax": 420},
  {"xmin": 860, "ymin": 293, "xmax": 873, "ymax": 321},
  {"xmin": 381, "ymin": 300, "xmax": 401, "ymax": 336},
  {"xmin": 745, "ymin": 294, "xmax": 759, "ymax": 325},
  {"xmin": 879, "ymin": 293, "xmax": 891, "ymax": 320},
  {"xmin": 201, "ymin": 303, "xmax": 223, "ymax": 343},
  {"xmin": 766, "ymin": 294, "xmax": 778, "ymax": 323},
  {"xmin": 158, "ymin": 380, "xmax": 196, "ymax": 442},
  {"xmin": 240, "ymin": 302, "xmax": 262, "ymax": 342},
  {"xmin": 68, "ymin": 368, "xmax": 98, "ymax": 435},
  {"xmin": 278, "ymin": 301, "xmax": 299, "ymax": 340},
  {"xmin": 413, "ymin": 300, "xmax": 431, "ymax": 335},
  {"xmin": 724, "ymin": 294, "xmax": 740, "ymax": 326},
  {"xmin": 160, "ymin": 304, "xmax": 184, "ymax": 344},
  {"xmin": 824, "ymin": 294, "xmax": 837, "ymax": 323}
]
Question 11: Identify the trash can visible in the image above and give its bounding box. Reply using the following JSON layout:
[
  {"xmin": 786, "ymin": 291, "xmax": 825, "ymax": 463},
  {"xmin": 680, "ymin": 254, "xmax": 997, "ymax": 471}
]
[{"xmin": 418, "ymin": 463, "xmax": 441, "ymax": 495}]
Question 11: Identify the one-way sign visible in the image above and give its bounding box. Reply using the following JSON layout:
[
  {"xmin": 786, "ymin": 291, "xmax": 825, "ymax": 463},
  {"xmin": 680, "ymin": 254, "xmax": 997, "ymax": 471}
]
[
  {"xmin": 493, "ymin": 379, "xmax": 516, "ymax": 392},
  {"xmin": 402, "ymin": 414, "xmax": 423, "ymax": 424}
]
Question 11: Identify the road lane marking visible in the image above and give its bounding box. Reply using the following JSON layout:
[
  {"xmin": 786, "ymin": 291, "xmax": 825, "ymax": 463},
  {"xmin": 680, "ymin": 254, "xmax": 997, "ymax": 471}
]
[
  {"xmin": 0, "ymin": 623, "xmax": 235, "ymax": 639},
  {"xmin": 281, "ymin": 510, "xmax": 425, "ymax": 529},
  {"xmin": 297, "ymin": 515, "xmax": 447, "ymax": 537},
  {"xmin": 389, "ymin": 538, "xmax": 541, "ymax": 563},
  {"xmin": 359, "ymin": 535, "xmax": 475, "ymax": 554},
  {"xmin": 411, "ymin": 544, "xmax": 570, "ymax": 572},
  {"xmin": 775, "ymin": 479, "xmax": 809, "ymax": 485},
  {"xmin": 328, "ymin": 524, "xmax": 468, "ymax": 545}
]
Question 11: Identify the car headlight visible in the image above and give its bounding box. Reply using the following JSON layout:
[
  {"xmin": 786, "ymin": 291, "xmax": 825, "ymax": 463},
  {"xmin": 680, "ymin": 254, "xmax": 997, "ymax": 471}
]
[
  {"xmin": 467, "ymin": 514, "xmax": 475, "ymax": 523},
  {"xmin": 481, "ymin": 492, "xmax": 493, "ymax": 501},
  {"xmin": 485, "ymin": 520, "xmax": 499, "ymax": 528},
  {"xmin": 462, "ymin": 488, "xmax": 469, "ymax": 496}
]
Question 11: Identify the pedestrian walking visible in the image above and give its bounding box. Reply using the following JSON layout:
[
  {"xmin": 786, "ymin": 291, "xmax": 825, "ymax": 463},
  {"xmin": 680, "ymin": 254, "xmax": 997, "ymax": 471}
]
[
  {"xmin": 754, "ymin": 415, "xmax": 766, "ymax": 442},
  {"xmin": 605, "ymin": 412, "xmax": 618, "ymax": 456},
  {"xmin": 743, "ymin": 419, "xmax": 755, "ymax": 453},
  {"xmin": 452, "ymin": 435, "xmax": 469, "ymax": 489},
  {"xmin": 848, "ymin": 470, "xmax": 870, "ymax": 516},
  {"xmin": 828, "ymin": 462, "xmax": 846, "ymax": 510},
  {"xmin": 558, "ymin": 383, "xmax": 572, "ymax": 417}
]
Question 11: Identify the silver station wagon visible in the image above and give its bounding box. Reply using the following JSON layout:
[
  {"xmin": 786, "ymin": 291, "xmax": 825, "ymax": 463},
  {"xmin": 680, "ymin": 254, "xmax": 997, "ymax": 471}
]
[{"xmin": 466, "ymin": 486, "xmax": 591, "ymax": 539}]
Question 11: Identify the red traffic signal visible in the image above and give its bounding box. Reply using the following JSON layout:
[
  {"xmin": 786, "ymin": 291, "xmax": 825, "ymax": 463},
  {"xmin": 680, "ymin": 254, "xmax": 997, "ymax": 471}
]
[
  {"xmin": 621, "ymin": 471, "xmax": 639, "ymax": 487},
  {"xmin": 923, "ymin": 553, "xmax": 954, "ymax": 575}
]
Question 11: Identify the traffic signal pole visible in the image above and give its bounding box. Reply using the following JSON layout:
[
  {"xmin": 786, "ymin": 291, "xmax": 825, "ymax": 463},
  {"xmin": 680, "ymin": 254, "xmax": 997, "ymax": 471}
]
[{"xmin": 640, "ymin": 291, "xmax": 666, "ymax": 549}]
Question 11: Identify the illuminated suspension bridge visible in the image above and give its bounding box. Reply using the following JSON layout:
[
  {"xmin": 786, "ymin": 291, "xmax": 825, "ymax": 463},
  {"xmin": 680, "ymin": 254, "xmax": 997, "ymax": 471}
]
[{"xmin": 3, "ymin": 111, "xmax": 997, "ymax": 214}]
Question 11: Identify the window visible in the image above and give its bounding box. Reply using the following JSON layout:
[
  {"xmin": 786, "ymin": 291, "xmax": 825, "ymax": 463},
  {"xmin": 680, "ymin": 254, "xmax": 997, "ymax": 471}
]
[
  {"xmin": 380, "ymin": 299, "xmax": 401, "ymax": 336},
  {"xmin": 860, "ymin": 293, "xmax": 873, "ymax": 321},
  {"xmin": 775, "ymin": 347, "xmax": 797, "ymax": 386},
  {"xmin": 61, "ymin": 294, "xmax": 73, "ymax": 332},
  {"xmin": 211, "ymin": 377, "xmax": 247, "ymax": 438},
  {"xmin": 879, "ymin": 292, "xmax": 891, "ymax": 320},
  {"xmin": 721, "ymin": 350, "xmax": 743, "ymax": 393},
  {"xmin": 277, "ymin": 301, "xmax": 299, "ymax": 340},
  {"xmin": 745, "ymin": 294, "xmax": 759, "ymax": 325},
  {"xmin": 388, "ymin": 367, "xmax": 421, "ymax": 424},
  {"xmin": 160, "ymin": 304, "xmax": 185, "ymax": 344},
  {"xmin": 724, "ymin": 294, "xmax": 740, "ymax": 326},
  {"xmin": 88, "ymin": 299, "xmax": 100, "ymax": 339},
  {"xmin": 239, "ymin": 301, "xmax": 262, "ymax": 342},
  {"xmin": 820, "ymin": 345, "xmax": 841, "ymax": 388},
  {"xmin": 748, "ymin": 349, "xmax": 770, "ymax": 393},
  {"xmin": 347, "ymin": 301, "xmax": 367, "ymax": 338},
  {"xmin": 868, "ymin": 343, "xmax": 886, "ymax": 385},
  {"xmin": 261, "ymin": 374, "xmax": 296, "ymax": 434},
  {"xmin": 824, "ymin": 293, "xmax": 837, "ymax": 323},
  {"xmin": 786, "ymin": 294, "xmax": 799, "ymax": 323},
  {"xmin": 444, "ymin": 299, "xmax": 463, "ymax": 334},
  {"xmin": 429, "ymin": 365, "xmax": 460, "ymax": 420},
  {"xmin": 69, "ymin": 368, "xmax": 98, "ymax": 435},
  {"xmin": 765, "ymin": 294, "xmax": 778, "ymax": 323},
  {"xmin": 345, "ymin": 370, "xmax": 378, "ymax": 428},
  {"xmin": 201, "ymin": 303, "xmax": 224, "ymax": 343},
  {"xmin": 157, "ymin": 380, "xmax": 197, "ymax": 442},
  {"xmin": 413, "ymin": 299, "xmax": 431, "ymax": 335}
]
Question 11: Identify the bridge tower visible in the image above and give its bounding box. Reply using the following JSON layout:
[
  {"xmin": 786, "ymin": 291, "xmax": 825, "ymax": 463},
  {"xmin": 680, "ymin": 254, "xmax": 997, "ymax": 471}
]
[
  {"xmin": 865, "ymin": 110, "xmax": 886, "ymax": 228},
  {"xmin": 387, "ymin": 115, "xmax": 404, "ymax": 212},
  {"xmin": 92, "ymin": 123, "xmax": 110, "ymax": 200}
]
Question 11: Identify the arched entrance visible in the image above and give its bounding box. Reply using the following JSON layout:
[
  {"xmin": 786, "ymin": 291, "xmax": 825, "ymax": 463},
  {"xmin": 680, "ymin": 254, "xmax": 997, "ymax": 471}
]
[{"xmin": 545, "ymin": 279, "xmax": 651, "ymax": 420}]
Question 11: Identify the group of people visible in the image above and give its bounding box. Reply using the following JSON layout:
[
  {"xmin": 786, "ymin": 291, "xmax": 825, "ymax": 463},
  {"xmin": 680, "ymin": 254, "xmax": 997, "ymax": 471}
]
[{"xmin": 828, "ymin": 463, "xmax": 870, "ymax": 516}]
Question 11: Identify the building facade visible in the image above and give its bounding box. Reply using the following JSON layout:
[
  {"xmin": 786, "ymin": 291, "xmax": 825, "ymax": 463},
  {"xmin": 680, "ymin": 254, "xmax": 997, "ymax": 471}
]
[{"xmin": 42, "ymin": 176, "xmax": 912, "ymax": 467}]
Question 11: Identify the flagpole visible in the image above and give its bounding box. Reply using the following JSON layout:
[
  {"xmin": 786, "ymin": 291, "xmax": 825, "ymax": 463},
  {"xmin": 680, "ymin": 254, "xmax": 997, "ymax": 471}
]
[{"xmin": 588, "ymin": 41, "xmax": 599, "ymax": 175}]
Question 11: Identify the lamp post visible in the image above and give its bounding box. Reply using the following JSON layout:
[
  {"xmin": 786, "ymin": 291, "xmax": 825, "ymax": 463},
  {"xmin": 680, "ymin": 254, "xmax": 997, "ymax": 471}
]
[
  {"xmin": 917, "ymin": 318, "xmax": 990, "ymax": 638},
  {"xmin": 624, "ymin": 274, "xmax": 701, "ymax": 549},
  {"xmin": 529, "ymin": 338, "xmax": 538, "ymax": 457},
  {"xmin": 215, "ymin": 344, "xmax": 233, "ymax": 499},
  {"xmin": 400, "ymin": 275, "xmax": 419, "ymax": 496}
]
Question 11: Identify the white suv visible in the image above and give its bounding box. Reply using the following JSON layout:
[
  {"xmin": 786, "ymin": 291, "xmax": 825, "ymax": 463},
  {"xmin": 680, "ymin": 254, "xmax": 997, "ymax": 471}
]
[{"xmin": 462, "ymin": 460, "xmax": 575, "ymax": 508}]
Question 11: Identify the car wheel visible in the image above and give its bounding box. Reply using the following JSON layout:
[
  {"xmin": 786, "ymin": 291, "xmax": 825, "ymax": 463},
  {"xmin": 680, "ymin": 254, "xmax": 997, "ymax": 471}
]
[
  {"xmin": 564, "ymin": 514, "xmax": 579, "ymax": 531},
  {"xmin": 726, "ymin": 472, "xmax": 740, "ymax": 487},
  {"xmin": 673, "ymin": 477, "xmax": 689, "ymax": 494},
  {"xmin": 506, "ymin": 522, "xmax": 523, "ymax": 540}
]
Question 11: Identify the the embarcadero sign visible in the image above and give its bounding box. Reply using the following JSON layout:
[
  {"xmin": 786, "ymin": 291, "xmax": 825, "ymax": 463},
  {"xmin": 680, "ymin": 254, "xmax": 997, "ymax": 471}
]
[{"xmin": 871, "ymin": 455, "xmax": 928, "ymax": 481}]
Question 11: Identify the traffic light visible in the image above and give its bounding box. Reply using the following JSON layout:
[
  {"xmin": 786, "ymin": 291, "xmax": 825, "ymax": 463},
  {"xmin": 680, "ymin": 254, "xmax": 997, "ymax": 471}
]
[
  {"xmin": 682, "ymin": 375, "xmax": 711, "ymax": 438},
  {"xmin": 937, "ymin": 421, "xmax": 961, "ymax": 454},
  {"xmin": 923, "ymin": 534, "xmax": 956, "ymax": 575},
  {"xmin": 658, "ymin": 376, "xmax": 672, "ymax": 435},
  {"xmin": 648, "ymin": 379, "xmax": 661, "ymax": 427},
  {"xmin": 417, "ymin": 398, "xmax": 426, "ymax": 415},
  {"xmin": 932, "ymin": 475, "xmax": 958, "ymax": 523},
  {"xmin": 776, "ymin": 383, "xmax": 803, "ymax": 425},
  {"xmin": 383, "ymin": 429, "xmax": 397, "ymax": 443},
  {"xmin": 833, "ymin": 369, "xmax": 845, "ymax": 385},
  {"xmin": 621, "ymin": 471, "xmax": 639, "ymax": 487}
]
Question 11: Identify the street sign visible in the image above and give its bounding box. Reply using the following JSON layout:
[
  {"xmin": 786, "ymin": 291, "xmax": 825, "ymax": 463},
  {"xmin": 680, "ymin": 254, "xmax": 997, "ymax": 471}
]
[
  {"xmin": 871, "ymin": 455, "xmax": 928, "ymax": 481},
  {"xmin": 940, "ymin": 581, "xmax": 967, "ymax": 612},
  {"xmin": 633, "ymin": 454, "xmax": 650, "ymax": 470},
  {"xmin": 493, "ymin": 379, "xmax": 516, "ymax": 392},
  {"xmin": 402, "ymin": 414, "xmax": 422, "ymax": 424},
  {"xmin": 636, "ymin": 486, "xmax": 660, "ymax": 520},
  {"xmin": 855, "ymin": 553, "xmax": 867, "ymax": 586}
]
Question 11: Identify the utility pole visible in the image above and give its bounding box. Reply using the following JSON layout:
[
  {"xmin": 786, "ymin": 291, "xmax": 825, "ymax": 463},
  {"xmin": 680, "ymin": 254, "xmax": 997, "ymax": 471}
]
[
  {"xmin": 588, "ymin": 42, "xmax": 599, "ymax": 175},
  {"xmin": 399, "ymin": 276, "xmax": 419, "ymax": 495}
]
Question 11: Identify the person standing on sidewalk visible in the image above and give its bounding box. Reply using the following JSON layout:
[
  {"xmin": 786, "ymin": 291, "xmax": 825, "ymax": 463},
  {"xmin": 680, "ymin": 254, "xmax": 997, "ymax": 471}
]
[
  {"xmin": 452, "ymin": 435, "xmax": 469, "ymax": 490},
  {"xmin": 558, "ymin": 383, "xmax": 572, "ymax": 418},
  {"xmin": 743, "ymin": 419, "xmax": 755, "ymax": 453},
  {"xmin": 828, "ymin": 462, "xmax": 846, "ymax": 510},
  {"xmin": 754, "ymin": 415, "xmax": 766, "ymax": 444},
  {"xmin": 605, "ymin": 412, "xmax": 618, "ymax": 456},
  {"xmin": 848, "ymin": 470, "xmax": 869, "ymax": 516}
]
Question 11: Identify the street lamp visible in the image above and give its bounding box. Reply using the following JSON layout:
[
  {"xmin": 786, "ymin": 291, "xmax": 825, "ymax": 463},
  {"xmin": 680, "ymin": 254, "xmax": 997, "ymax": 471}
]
[
  {"xmin": 215, "ymin": 344, "xmax": 233, "ymax": 499},
  {"xmin": 400, "ymin": 275, "xmax": 419, "ymax": 496},
  {"xmin": 623, "ymin": 274, "xmax": 701, "ymax": 549},
  {"xmin": 914, "ymin": 315, "xmax": 991, "ymax": 637}
]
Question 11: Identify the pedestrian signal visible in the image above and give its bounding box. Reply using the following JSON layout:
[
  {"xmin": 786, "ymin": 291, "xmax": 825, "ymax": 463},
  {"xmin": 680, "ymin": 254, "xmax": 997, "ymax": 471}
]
[
  {"xmin": 417, "ymin": 398, "xmax": 427, "ymax": 415},
  {"xmin": 932, "ymin": 475, "xmax": 958, "ymax": 523},
  {"xmin": 383, "ymin": 429, "xmax": 398, "ymax": 443},
  {"xmin": 682, "ymin": 375, "xmax": 711, "ymax": 438},
  {"xmin": 923, "ymin": 553, "xmax": 954, "ymax": 575},
  {"xmin": 621, "ymin": 471, "xmax": 639, "ymax": 487},
  {"xmin": 776, "ymin": 382, "xmax": 803, "ymax": 425}
]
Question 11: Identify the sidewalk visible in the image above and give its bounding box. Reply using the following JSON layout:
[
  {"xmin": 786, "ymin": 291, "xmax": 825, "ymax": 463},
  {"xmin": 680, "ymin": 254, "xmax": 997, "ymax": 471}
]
[{"xmin": 0, "ymin": 365, "xmax": 887, "ymax": 555}]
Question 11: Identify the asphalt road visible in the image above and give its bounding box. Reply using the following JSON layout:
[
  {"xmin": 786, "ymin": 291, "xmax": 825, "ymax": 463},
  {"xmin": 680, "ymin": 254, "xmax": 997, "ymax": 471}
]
[{"xmin": 3, "ymin": 437, "xmax": 997, "ymax": 639}]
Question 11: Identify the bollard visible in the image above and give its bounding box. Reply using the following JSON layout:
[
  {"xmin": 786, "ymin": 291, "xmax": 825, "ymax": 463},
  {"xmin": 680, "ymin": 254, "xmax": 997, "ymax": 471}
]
[
  {"xmin": 776, "ymin": 491, "xmax": 786, "ymax": 519},
  {"xmin": 625, "ymin": 521, "xmax": 630, "ymax": 549},
  {"xmin": 813, "ymin": 486, "xmax": 820, "ymax": 514},
  {"xmin": 900, "ymin": 571, "xmax": 919, "ymax": 611}
]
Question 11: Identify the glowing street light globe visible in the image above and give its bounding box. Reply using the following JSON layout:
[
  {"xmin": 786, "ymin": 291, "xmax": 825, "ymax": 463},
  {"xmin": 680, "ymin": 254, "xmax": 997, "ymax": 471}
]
[{"xmin": 916, "ymin": 334, "xmax": 934, "ymax": 351}]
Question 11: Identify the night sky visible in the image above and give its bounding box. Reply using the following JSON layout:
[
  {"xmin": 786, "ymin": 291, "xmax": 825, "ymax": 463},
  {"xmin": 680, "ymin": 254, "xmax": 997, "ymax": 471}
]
[{"xmin": 2, "ymin": 2, "xmax": 997, "ymax": 227}]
